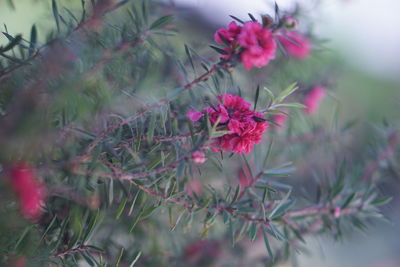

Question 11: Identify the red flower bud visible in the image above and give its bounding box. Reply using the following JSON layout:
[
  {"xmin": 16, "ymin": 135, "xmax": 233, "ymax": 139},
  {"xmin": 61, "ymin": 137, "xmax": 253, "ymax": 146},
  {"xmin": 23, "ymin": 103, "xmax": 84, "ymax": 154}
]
[{"xmin": 8, "ymin": 163, "xmax": 46, "ymax": 221}]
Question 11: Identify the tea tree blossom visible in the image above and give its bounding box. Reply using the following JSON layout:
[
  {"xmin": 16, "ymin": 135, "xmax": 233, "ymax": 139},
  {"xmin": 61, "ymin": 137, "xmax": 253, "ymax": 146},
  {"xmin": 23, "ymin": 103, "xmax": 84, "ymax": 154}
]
[
  {"xmin": 8, "ymin": 163, "xmax": 46, "ymax": 221},
  {"xmin": 277, "ymin": 30, "xmax": 311, "ymax": 59},
  {"xmin": 204, "ymin": 94, "xmax": 268, "ymax": 154}
]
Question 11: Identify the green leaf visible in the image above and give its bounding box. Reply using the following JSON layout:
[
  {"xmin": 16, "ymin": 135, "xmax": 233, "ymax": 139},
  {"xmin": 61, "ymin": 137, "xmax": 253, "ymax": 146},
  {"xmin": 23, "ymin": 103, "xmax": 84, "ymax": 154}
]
[
  {"xmin": 371, "ymin": 196, "xmax": 392, "ymax": 206},
  {"xmin": 116, "ymin": 197, "xmax": 128, "ymax": 220},
  {"xmin": 290, "ymin": 226, "xmax": 306, "ymax": 244},
  {"xmin": 52, "ymin": 0, "xmax": 60, "ymax": 33},
  {"xmin": 230, "ymin": 184, "xmax": 240, "ymax": 205},
  {"xmin": 249, "ymin": 222, "xmax": 258, "ymax": 241},
  {"xmin": 229, "ymin": 15, "xmax": 244, "ymax": 24},
  {"xmin": 269, "ymin": 186, "xmax": 292, "ymax": 219},
  {"xmin": 210, "ymin": 130, "xmax": 230, "ymax": 138},
  {"xmin": 130, "ymin": 208, "xmax": 144, "ymax": 232},
  {"xmin": 130, "ymin": 251, "xmax": 142, "ymax": 267},
  {"xmin": 14, "ymin": 225, "xmax": 34, "ymax": 251},
  {"xmin": 209, "ymin": 45, "xmax": 228, "ymax": 55},
  {"xmin": 40, "ymin": 215, "xmax": 58, "ymax": 242},
  {"xmin": 115, "ymin": 247, "xmax": 124, "ymax": 267},
  {"xmin": 341, "ymin": 192, "xmax": 356, "ymax": 209},
  {"xmin": 262, "ymin": 226, "xmax": 274, "ymax": 260},
  {"xmin": 253, "ymin": 85, "xmax": 260, "ymax": 110},
  {"xmin": 276, "ymin": 82, "xmax": 298, "ymax": 103},
  {"xmin": 263, "ymin": 87, "xmax": 275, "ymax": 107},
  {"xmin": 184, "ymin": 44, "xmax": 195, "ymax": 72},
  {"xmin": 229, "ymin": 217, "xmax": 235, "ymax": 247},
  {"xmin": 147, "ymin": 113, "xmax": 157, "ymax": 142},
  {"xmin": 263, "ymin": 167, "xmax": 295, "ymax": 177},
  {"xmin": 82, "ymin": 210, "xmax": 100, "ymax": 243},
  {"xmin": 128, "ymin": 191, "xmax": 141, "ymax": 216},
  {"xmin": 270, "ymin": 199, "xmax": 296, "ymax": 219},
  {"xmin": 0, "ymin": 34, "xmax": 22, "ymax": 53},
  {"xmin": 150, "ymin": 15, "xmax": 174, "ymax": 30},
  {"xmin": 272, "ymin": 103, "xmax": 305, "ymax": 109}
]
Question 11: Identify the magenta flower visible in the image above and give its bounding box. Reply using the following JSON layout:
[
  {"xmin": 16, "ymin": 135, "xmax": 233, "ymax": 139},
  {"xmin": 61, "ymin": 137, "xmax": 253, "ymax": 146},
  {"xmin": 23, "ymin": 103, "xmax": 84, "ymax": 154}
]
[
  {"xmin": 237, "ymin": 22, "xmax": 277, "ymax": 70},
  {"xmin": 8, "ymin": 163, "xmax": 46, "ymax": 221},
  {"xmin": 214, "ymin": 21, "xmax": 242, "ymax": 59},
  {"xmin": 277, "ymin": 30, "xmax": 311, "ymax": 59},
  {"xmin": 204, "ymin": 94, "xmax": 268, "ymax": 154},
  {"xmin": 187, "ymin": 109, "xmax": 204, "ymax": 122},
  {"xmin": 304, "ymin": 86, "xmax": 326, "ymax": 114},
  {"xmin": 214, "ymin": 21, "xmax": 242, "ymax": 43},
  {"xmin": 213, "ymin": 21, "xmax": 276, "ymax": 70}
]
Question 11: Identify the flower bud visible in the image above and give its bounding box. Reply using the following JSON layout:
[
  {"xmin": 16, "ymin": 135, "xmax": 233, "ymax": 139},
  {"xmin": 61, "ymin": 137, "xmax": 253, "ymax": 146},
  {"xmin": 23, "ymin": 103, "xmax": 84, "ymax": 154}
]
[
  {"xmin": 191, "ymin": 151, "xmax": 206, "ymax": 164},
  {"xmin": 282, "ymin": 15, "xmax": 299, "ymax": 29},
  {"xmin": 333, "ymin": 206, "xmax": 341, "ymax": 218}
]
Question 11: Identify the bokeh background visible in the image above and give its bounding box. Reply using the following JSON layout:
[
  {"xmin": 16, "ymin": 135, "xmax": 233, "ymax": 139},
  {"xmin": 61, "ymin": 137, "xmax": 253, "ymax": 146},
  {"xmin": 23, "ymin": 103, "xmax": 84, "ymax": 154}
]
[{"xmin": 1, "ymin": 0, "xmax": 399, "ymax": 266}]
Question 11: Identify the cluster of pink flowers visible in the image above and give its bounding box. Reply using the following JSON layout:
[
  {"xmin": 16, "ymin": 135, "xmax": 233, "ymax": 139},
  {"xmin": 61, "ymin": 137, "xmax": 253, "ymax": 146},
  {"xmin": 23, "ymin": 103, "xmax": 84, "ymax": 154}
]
[
  {"xmin": 214, "ymin": 21, "xmax": 276, "ymax": 70},
  {"xmin": 8, "ymin": 163, "xmax": 46, "ymax": 221},
  {"xmin": 214, "ymin": 18, "xmax": 312, "ymax": 69},
  {"xmin": 187, "ymin": 94, "xmax": 268, "ymax": 154}
]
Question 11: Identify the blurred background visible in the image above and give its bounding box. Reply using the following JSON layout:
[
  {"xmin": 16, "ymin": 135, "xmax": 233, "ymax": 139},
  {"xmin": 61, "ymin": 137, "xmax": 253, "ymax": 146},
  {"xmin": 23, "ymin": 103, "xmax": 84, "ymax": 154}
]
[{"xmin": 1, "ymin": 0, "xmax": 399, "ymax": 266}]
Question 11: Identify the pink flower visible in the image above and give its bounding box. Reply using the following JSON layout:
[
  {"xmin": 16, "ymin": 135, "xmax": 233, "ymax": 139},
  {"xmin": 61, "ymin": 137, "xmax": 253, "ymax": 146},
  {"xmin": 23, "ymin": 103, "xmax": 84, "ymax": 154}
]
[
  {"xmin": 273, "ymin": 112, "xmax": 288, "ymax": 128},
  {"xmin": 304, "ymin": 86, "xmax": 326, "ymax": 114},
  {"xmin": 237, "ymin": 22, "xmax": 276, "ymax": 70},
  {"xmin": 8, "ymin": 163, "xmax": 46, "ymax": 221},
  {"xmin": 333, "ymin": 206, "xmax": 341, "ymax": 218},
  {"xmin": 187, "ymin": 109, "xmax": 204, "ymax": 122},
  {"xmin": 213, "ymin": 21, "xmax": 276, "ymax": 69},
  {"xmin": 214, "ymin": 21, "xmax": 242, "ymax": 43},
  {"xmin": 214, "ymin": 21, "xmax": 242, "ymax": 59},
  {"xmin": 186, "ymin": 179, "xmax": 203, "ymax": 197},
  {"xmin": 184, "ymin": 240, "xmax": 220, "ymax": 263},
  {"xmin": 277, "ymin": 30, "xmax": 311, "ymax": 59},
  {"xmin": 191, "ymin": 150, "xmax": 207, "ymax": 164},
  {"xmin": 204, "ymin": 94, "xmax": 268, "ymax": 154},
  {"xmin": 238, "ymin": 167, "xmax": 252, "ymax": 188}
]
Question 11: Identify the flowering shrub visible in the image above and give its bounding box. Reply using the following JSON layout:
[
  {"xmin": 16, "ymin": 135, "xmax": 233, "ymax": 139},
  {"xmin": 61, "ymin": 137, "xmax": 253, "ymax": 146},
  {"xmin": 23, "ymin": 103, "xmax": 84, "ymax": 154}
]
[{"xmin": 0, "ymin": 1, "xmax": 396, "ymax": 267}]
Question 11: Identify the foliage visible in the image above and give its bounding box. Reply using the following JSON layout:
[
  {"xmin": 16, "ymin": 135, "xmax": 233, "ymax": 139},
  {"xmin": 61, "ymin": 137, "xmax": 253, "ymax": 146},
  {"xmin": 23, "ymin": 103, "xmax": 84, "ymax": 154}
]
[{"xmin": 0, "ymin": 1, "xmax": 398, "ymax": 266}]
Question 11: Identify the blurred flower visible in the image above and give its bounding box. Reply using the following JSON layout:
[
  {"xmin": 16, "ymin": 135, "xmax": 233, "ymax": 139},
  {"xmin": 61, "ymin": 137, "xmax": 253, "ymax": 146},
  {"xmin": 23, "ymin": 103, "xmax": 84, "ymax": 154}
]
[
  {"xmin": 8, "ymin": 163, "xmax": 46, "ymax": 221},
  {"xmin": 238, "ymin": 166, "xmax": 253, "ymax": 187},
  {"xmin": 237, "ymin": 21, "xmax": 277, "ymax": 70},
  {"xmin": 273, "ymin": 111, "xmax": 288, "ymax": 129},
  {"xmin": 204, "ymin": 94, "xmax": 268, "ymax": 154},
  {"xmin": 333, "ymin": 206, "xmax": 341, "ymax": 218},
  {"xmin": 277, "ymin": 30, "xmax": 311, "ymax": 59},
  {"xmin": 12, "ymin": 256, "xmax": 26, "ymax": 267},
  {"xmin": 304, "ymin": 86, "xmax": 326, "ymax": 114},
  {"xmin": 187, "ymin": 109, "xmax": 204, "ymax": 122},
  {"xmin": 192, "ymin": 150, "xmax": 207, "ymax": 164},
  {"xmin": 186, "ymin": 179, "xmax": 203, "ymax": 197},
  {"xmin": 183, "ymin": 240, "xmax": 220, "ymax": 264}
]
